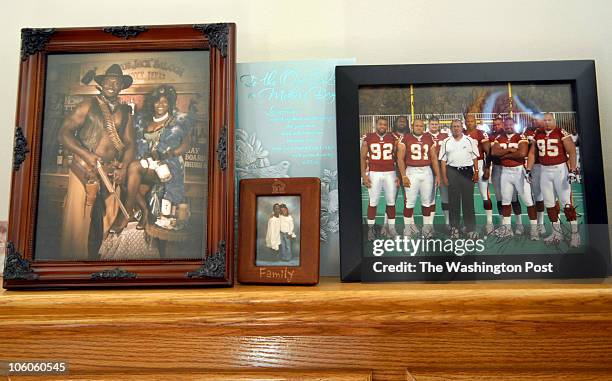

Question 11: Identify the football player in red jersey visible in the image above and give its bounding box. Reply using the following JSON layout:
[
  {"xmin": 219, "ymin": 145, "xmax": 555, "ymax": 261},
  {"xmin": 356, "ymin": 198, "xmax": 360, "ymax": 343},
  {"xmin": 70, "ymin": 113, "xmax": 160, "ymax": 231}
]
[
  {"xmin": 361, "ymin": 117, "xmax": 400, "ymax": 240},
  {"xmin": 464, "ymin": 114, "xmax": 494, "ymax": 233},
  {"xmin": 489, "ymin": 116, "xmax": 504, "ymax": 217},
  {"xmin": 571, "ymin": 131, "xmax": 581, "ymax": 179},
  {"xmin": 524, "ymin": 119, "xmax": 547, "ymax": 233},
  {"xmin": 427, "ymin": 117, "xmax": 450, "ymax": 226},
  {"xmin": 393, "ymin": 116, "xmax": 410, "ymax": 137},
  {"xmin": 489, "ymin": 115, "xmax": 524, "ymax": 233},
  {"xmin": 528, "ymin": 113, "xmax": 579, "ymax": 246},
  {"xmin": 491, "ymin": 117, "xmax": 539, "ymax": 240},
  {"xmin": 397, "ymin": 119, "xmax": 441, "ymax": 238},
  {"xmin": 392, "ymin": 116, "xmax": 410, "ymax": 209}
]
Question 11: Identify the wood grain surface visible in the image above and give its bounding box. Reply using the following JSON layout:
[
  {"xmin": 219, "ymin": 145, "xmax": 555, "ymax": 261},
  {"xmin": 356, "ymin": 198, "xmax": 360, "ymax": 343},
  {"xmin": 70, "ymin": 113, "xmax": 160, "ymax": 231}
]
[
  {"xmin": 1, "ymin": 277, "xmax": 612, "ymax": 380},
  {"xmin": 406, "ymin": 370, "xmax": 612, "ymax": 380},
  {"xmin": 5, "ymin": 369, "xmax": 372, "ymax": 381}
]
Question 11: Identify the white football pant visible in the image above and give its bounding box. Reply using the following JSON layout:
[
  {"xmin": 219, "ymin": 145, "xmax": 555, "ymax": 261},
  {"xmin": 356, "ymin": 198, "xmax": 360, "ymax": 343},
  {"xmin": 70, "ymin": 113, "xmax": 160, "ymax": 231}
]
[
  {"xmin": 476, "ymin": 159, "xmax": 490, "ymax": 201},
  {"xmin": 492, "ymin": 164, "xmax": 518, "ymax": 203},
  {"xmin": 530, "ymin": 163, "xmax": 544, "ymax": 202},
  {"xmin": 367, "ymin": 171, "xmax": 397, "ymax": 207},
  {"xmin": 500, "ymin": 166, "xmax": 534, "ymax": 206},
  {"xmin": 404, "ymin": 166, "xmax": 435, "ymax": 208},
  {"xmin": 540, "ymin": 163, "xmax": 572, "ymax": 208}
]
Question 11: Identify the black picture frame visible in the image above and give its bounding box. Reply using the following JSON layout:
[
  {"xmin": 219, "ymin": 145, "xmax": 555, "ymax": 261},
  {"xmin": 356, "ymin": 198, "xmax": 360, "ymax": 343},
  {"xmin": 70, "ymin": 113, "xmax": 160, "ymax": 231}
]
[{"xmin": 336, "ymin": 60, "xmax": 610, "ymax": 282}]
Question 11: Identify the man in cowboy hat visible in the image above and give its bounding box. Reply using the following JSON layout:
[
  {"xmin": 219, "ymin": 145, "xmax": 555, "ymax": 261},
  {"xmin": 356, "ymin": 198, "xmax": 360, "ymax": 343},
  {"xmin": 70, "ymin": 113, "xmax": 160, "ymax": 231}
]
[{"xmin": 58, "ymin": 63, "xmax": 136, "ymax": 260}]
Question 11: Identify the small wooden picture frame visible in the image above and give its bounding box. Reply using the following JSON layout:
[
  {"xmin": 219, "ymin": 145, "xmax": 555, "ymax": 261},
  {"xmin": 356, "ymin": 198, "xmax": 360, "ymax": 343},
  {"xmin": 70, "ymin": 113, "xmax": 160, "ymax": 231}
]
[{"xmin": 238, "ymin": 178, "xmax": 321, "ymax": 285}]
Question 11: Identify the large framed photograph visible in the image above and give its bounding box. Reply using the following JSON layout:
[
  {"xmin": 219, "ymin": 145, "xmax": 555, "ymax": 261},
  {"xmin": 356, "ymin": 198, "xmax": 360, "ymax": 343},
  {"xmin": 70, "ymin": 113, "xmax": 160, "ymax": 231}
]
[
  {"xmin": 336, "ymin": 61, "xmax": 610, "ymax": 281},
  {"xmin": 4, "ymin": 24, "xmax": 235, "ymax": 289},
  {"xmin": 238, "ymin": 178, "xmax": 320, "ymax": 285}
]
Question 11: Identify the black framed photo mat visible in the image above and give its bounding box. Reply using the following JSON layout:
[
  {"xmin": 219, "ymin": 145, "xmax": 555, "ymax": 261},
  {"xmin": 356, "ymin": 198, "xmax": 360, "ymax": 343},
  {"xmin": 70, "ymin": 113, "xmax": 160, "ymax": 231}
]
[{"xmin": 336, "ymin": 61, "xmax": 610, "ymax": 282}]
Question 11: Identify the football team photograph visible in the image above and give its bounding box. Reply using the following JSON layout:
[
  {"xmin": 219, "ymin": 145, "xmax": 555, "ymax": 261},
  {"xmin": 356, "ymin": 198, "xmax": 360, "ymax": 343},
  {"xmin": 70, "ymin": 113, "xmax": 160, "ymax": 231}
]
[{"xmin": 358, "ymin": 83, "xmax": 584, "ymax": 255}]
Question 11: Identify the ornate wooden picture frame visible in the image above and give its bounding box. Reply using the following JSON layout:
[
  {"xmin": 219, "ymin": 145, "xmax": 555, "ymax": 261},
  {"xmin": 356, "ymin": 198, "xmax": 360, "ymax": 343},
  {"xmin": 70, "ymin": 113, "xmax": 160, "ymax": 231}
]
[
  {"xmin": 238, "ymin": 178, "xmax": 321, "ymax": 285},
  {"xmin": 4, "ymin": 24, "xmax": 235, "ymax": 289}
]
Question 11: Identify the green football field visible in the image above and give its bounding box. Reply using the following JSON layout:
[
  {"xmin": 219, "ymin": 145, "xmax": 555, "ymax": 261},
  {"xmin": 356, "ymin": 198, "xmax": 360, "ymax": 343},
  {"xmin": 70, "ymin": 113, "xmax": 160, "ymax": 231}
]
[{"xmin": 361, "ymin": 183, "xmax": 587, "ymax": 255}]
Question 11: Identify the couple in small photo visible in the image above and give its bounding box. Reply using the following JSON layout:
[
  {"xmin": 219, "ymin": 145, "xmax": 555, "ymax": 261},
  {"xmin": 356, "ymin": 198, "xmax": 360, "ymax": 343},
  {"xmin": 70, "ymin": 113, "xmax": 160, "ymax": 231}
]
[{"xmin": 265, "ymin": 203, "xmax": 297, "ymax": 261}]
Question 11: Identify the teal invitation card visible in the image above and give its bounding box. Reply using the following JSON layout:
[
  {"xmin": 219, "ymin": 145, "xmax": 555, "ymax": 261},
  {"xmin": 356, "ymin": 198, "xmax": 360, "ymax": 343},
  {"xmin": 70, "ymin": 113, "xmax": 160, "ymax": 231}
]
[{"xmin": 237, "ymin": 59, "xmax": 354, "ymax": 276}]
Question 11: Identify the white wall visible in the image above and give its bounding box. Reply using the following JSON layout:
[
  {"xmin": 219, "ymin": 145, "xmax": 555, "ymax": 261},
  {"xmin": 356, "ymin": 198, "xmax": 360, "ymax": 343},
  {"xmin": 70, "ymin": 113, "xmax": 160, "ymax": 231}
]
[{"xmin": 0, "ymin": 0, "xmax": 611, "ymax": 219}]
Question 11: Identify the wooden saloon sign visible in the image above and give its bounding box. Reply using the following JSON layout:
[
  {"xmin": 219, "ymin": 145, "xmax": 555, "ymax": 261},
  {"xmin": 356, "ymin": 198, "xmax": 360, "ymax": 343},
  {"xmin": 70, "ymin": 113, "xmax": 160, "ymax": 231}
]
[{"xmin": 4, "ymin": 24, "xmax": 236, "ymax": 288}]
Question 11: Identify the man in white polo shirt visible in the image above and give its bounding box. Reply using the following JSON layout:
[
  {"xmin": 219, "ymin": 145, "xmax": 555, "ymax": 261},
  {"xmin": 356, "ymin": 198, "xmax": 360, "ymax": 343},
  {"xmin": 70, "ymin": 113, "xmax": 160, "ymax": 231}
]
[{"xmin": 438, "ymin": 119, "xmax": 479, "ymax": 239}]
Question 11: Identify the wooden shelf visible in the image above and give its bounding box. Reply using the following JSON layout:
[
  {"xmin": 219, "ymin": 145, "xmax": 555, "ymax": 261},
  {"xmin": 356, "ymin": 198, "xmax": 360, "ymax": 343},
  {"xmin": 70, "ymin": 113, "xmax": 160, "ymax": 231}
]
[{"xmin": 2, "ymin": 277, "xmax": 612, "ymax": 380}]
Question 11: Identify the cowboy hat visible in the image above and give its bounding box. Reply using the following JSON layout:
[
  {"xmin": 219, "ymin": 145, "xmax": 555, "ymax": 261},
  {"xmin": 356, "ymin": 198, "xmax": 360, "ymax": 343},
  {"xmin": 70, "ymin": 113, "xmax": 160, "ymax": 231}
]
[{"xmin": 94, "ymin": 64, "xmax": 133, "ymax": 90}]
